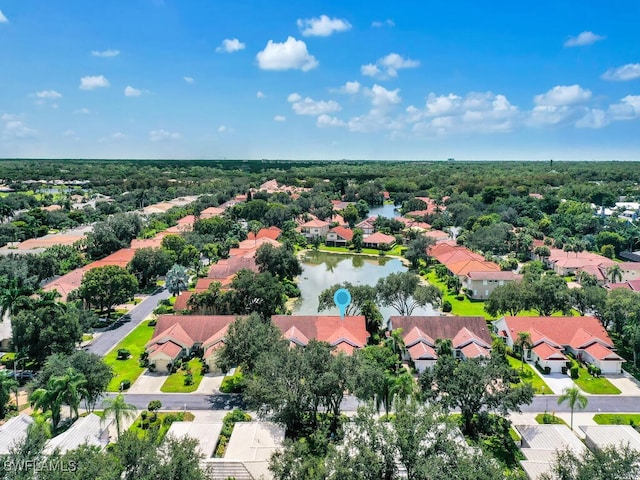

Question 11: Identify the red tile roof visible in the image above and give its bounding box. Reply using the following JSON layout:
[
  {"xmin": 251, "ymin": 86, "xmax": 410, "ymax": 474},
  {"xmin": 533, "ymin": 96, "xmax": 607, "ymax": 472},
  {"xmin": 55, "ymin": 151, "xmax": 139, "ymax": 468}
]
[
  {"xmin": 300, "ymin": 219, "xmax": 330, "ymax": 228},
  {"xmin": 408, "ymin": 342, "xmax": 438, "ymax": 360},
  {"xmin": 583, "ymin": 342, "xmax": 623, "ymax": 361},
  {"xmin": 148, "ymin": 341, "xmax": 183, "ymax": 360},
  {"xmin": 390, "ymin": 316, "xmax": 492, "ymax": 346},
  {"xmin": 532, "ymin": 342, "xmax": 567, "ymax": 361},
  {"xmin": 501, "ymin": 316, "xmax": 614, "ymax": 348},
  {"xmin": 208, "ymin": 257, "xmax": 258, "ymax": 279},
  {"xmin": 363, "ymin": 232, "xmax": 395, "ymax": 245},
  {"xmin": 329, "ymin": 226, "xmax": 354, "ymax": 241},
  {"xmin": 147, "ymin": 323, "xmax": 194, "ymax": 349},
  {"xmin": 152, "ymin": 315, "xmax": 241, "ymax": 345},
  {"xmin": 467, "ymin": 271, "xmax": 523, "ymax": 281},
  {"xmin": 247, "ymin": 226, "xmax": 282, "ymax": 241},
  {"xmin": 271, "ymin": 315, "xmax": 369, "ymax": 351},
  {"xmin": 448, "ymin": 259, "xmax": 500, "ymax": 276},
  {"xmin": 461, "ymin": 342, "xmax": 490, "ymax": 358},
  {"xmin": 403, "ymin": 326, "xmax": 435, "ymax": 348}
]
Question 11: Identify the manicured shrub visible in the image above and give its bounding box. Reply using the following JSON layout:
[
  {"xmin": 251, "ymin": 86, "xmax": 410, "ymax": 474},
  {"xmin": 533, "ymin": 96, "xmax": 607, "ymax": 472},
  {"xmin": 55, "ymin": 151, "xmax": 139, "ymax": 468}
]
[
  {"xmin": 220, "ymin": 370, "xmax": 246, "ymax": 393},
  {"xmin": 570, "ymin": 366, "xmax": 579, "ymax": 379},
  {"xmin": 442, "ymin": 300, "xmax": 452, "ymax": 313},
  {"xmin": 120, "ymin": 379, "xmax": 131, "ymax": 390},
  {"xmin": 117, "ymin": 349, "xmax": 131, "ymax": 360},
  {"xmin": 184, "ymin": 372, "xmax": 194, "ymax": 386}
]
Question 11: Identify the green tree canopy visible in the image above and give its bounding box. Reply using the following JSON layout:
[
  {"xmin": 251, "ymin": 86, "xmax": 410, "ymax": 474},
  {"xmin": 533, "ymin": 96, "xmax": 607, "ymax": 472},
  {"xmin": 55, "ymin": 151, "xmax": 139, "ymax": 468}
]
[{"xmin": 77, "ymin": 265, "xmax": 139, "ymax": 318}]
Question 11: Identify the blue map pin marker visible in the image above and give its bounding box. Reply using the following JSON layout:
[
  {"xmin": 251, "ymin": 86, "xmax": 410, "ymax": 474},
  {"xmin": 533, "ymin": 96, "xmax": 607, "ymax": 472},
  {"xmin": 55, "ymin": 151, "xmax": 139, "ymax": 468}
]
[{"xmin": 333, "ymin": 288, "xmax": 351, "ymax": 319}]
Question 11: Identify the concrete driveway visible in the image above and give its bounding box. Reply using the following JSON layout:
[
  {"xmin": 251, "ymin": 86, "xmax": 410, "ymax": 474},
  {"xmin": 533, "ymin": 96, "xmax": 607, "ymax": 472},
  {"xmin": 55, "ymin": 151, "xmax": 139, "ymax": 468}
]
[
  {"xmin": 195, "ymin": 374, "xmax": 224, "ymax": 394},
  {"xmin": 606, "ymin": 372, "xmax": 640, "ymax": 395},
  {"xmin": 128, "ymin": 370, "xmax": 168, "ymax": 394},
  {"xmin": 539, "ymin": 373, "xmax": 577, "ymax": 394}
]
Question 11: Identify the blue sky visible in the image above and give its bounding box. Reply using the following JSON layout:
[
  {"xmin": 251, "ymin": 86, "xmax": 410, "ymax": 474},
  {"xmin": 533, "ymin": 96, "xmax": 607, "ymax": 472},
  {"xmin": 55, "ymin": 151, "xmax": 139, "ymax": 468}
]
[{"xmin": 1, "ymin": 0, "xmax": 639, "ymax": 160}]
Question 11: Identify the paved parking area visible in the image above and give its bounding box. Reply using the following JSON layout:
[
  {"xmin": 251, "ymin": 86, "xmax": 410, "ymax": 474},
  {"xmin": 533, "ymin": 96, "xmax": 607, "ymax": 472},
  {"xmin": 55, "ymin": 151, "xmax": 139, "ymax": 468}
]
[{"xmin": 128, "ymin": 370, "xmax": 168, "ymax": 394}]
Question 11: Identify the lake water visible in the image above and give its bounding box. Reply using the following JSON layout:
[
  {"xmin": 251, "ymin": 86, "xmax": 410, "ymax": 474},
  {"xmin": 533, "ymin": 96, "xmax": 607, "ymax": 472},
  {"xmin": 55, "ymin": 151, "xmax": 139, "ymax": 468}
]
[
  {"xmin": 293, "ymin": 250, "xmax": 439, "ymax": 320},
  {"xmin": 368, "ymin": 203, "xmax": 400, "ymax": 218}
]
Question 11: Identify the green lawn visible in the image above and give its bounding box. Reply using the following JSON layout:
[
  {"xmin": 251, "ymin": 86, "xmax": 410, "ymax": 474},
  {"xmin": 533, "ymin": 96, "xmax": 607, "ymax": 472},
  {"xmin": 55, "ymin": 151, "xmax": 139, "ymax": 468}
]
[
  {"xmin": 573, "ymin": 366, "xmax": 621, "ymax": 394},
  {"xmin": 593, "ymin": 414, "xmax": 640, "ymax": 425},
  {"xmin": 535, "ymin": 413, "xmax": 568, "ymax": 426},
  {"xmin": 130, "ymin": 411, "xmax": 195, "ymax": 440},
  {"xmin": 104, "ymin": 320, "xmax": 156, "ymax": 392},
  {"xmin": 424, "ymin": 271, "xmax": 494, "ymax": 318},
  {"xmin": 506, "ymin": 355, "xmax": 553, "ymax": 394},
  {"xmin": 160, "ymin": 358, "xmax": 205, "ymax": 393}
]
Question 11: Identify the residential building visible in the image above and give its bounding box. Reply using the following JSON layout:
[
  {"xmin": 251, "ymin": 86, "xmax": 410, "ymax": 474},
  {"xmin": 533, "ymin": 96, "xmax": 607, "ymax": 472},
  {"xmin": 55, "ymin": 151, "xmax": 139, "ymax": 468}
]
[
  {"xmin": 247, "ymin": 226, "xmax": 282, "ymax": 241},
  {"xmin": 146, "ymin": 315, "xmax": 239, "ymax": 372},
  {"xmin": 0, "ymin": 415, "xmax": 33, "ymax": 455},
  {"xmin": 493, "ymin": 316, "xmax": 624, "ymax": 374},
  {"xmin": 465, "ymin": 271, "xmax": 523, "ymax": 299},
  {"xmin": 325, "ymin": 226, "xmax": 354, "ymax": 247},
  {"xmin": 298, "ymin": 219, "xmax": 330, "ymax": 239},
  {"xmin": 44, "ymin": 413, "xmax": 113, "ymax": 454},
  {"xmin": 362, "ymin": 231, "xmax": 396, "ymax": 249},
  {"xmin": 388, "ymin": 316, "xmax": 492, "ymax": 372},
  {"xmin": 355, "ymin": 217, "xmax": 376, "ymax": 236},
  {"xmin": 271, "ymin": 315, "xmax": 369, "ymax": 354}
]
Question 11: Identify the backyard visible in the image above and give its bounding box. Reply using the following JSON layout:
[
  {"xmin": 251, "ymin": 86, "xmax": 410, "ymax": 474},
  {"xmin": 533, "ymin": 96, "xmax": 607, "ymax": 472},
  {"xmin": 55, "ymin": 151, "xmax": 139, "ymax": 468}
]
[
  {"xmin": 160, "ymin": 357, "xmax": 205, "ymax": 393},
  {"xmin": 104, "ymin": 320, "xmax": 156, "ymax": 391}
]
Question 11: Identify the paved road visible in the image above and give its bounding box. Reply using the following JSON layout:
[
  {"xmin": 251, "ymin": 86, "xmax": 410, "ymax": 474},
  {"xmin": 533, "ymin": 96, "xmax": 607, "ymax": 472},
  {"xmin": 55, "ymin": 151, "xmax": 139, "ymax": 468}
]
[
  {"xmin": 88, "ymin": 288, "xmax": 171, "ymax": 357},
  {"xmin": 103, "ymin": 393, "xmax": 246, "ymax": 411},
  {"xmin": 105, "ymin": 393, "xmax": 640, "ymax": 414}
]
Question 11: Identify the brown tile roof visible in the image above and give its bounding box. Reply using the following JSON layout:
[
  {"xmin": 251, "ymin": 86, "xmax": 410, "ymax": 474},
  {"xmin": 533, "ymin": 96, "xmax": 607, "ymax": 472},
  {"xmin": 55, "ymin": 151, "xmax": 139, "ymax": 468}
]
[
  {"xmin": 199, "ymin": 206, "xmax": 225, "ymax": 218},
  {"xmin": 130, "ymin": 238, "xmax": 164, "ymax": 249},
  {"xmin": 271, "ymin": 315, "xmax": 369, "ymax": 350},
  {"xmin": 43, "ymin": 267, "xmax": 88, "ymax": 302},
  {"xmin": 88, "ymin": 248, "xmax": 136, "ymax": 269},
  {"xmin": 176, "ymin": 215, "xmax": 195, "ymax": 225},
  {"xmin": 390, "ymin": 316, "xmax": 492, "ymax": 346},
  {"xmin": 208, "ymin": 257, "xmax": 258, "ymax": 279},
  {"xmin": 501, "ymin": 316, "xmax": 614, "ymax": 348},
  {"xmin": 300, "ymin": 219, "xmax": 330, "ymax": 228},
  {"xmin": 173, "ymin": 292, "xmax": 195, "ymax": 312},
  {"xmin": 15, "ymin": 234, "xmax": 85, "ymax": 249}
]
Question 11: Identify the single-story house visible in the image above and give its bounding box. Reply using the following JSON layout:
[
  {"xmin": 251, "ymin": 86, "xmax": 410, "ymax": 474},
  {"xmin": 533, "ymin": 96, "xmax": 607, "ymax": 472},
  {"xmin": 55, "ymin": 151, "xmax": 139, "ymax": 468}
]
[
  {"xmin": 619, "ymin": 262, "xmax": 640, "ymax": 282},
  {"xmin": 199, "ymin": 206, "xmax": 225, "ymax": 219},
  {"xmin": 465, "ymin": 271, "xmax": 523, "ymax": 300},
  {"xmin": 146, "ymin": 315, "xmax": 241, "ymax": 372},
  {"xmin": 362, "ymin": 232, "xmax": 396, "ymax": 250},
  {"xmin": 605, "ymin": 279, "xmax": 640, "ymax": 292},
  {"xmin": 247, "ymin": 226, "xmax": 282, "ymax": 241},
  {"xmin": 298, "ymin": 219, "xmax": 330, "ymax": 240},
  {"xmin": 0, "ymin": 414, "xmax": 33, "ymax": 455},
  {"xmin": 580, "ymin": 425, "xmax": 640, "ymax": 451},
  {"xmin": 44, "ymin": 413, "xmax": 112, "ymax": 454},
  {"xmin": 493, "ymin": 316, "xmax": 625, "ymax": 374},
  {"xmin": 325, "ymin": 226, "xmax": 354, "ymax": 247},
  {"xmin": 271, "ymin": 315, "xmax": 369, "ymax": 354},
  {"xmin": 389, "ymin": 316, "xmax": 492, "ymax": 372},
  {"xmin": 166, "ymin": 421, "xmax": 224, "ymax": 458}
]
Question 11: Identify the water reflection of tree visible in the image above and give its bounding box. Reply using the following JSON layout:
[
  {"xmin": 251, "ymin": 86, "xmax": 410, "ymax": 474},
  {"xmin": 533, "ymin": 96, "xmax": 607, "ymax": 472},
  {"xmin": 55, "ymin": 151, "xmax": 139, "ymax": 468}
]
[
  {"xmin": 352, "ymin": 255, "xmax": 364, "ymax": 268},
  {"xmin": 324, "ymin": 254, "xmax": 342, "ymax": 272}
]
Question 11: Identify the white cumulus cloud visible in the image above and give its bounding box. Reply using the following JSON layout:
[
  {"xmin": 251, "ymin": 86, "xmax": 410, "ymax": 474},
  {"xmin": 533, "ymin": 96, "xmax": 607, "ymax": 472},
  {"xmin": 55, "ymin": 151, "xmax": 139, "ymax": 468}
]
[
  {"xmin": 317, "ymin": 115, "xmax": 345, "ymax": 127},
  {"xmin": 79, "ymin": 75, "xmax": 110, "ymax": 90},
  {"xmin": 361, "ymin": 53, "xmax": 419, "ymax": 78},
  {"xmin": 0, "ymin": 11, "xmax": 9, "ymax": 23},
  {"xmin": 564, "ymin": 31, "xmax": 605, "ymax": 47},
  {"xmin": 366, "ymin": 84, "xmax": 402, "ymax": 107},
  {"xmin": 291, "ymin": 97, "xmax": 341, "ymax": 116},
  {"xmin": 256, "ymin": 91, "xmax": 265, "ymax": 99},
  {"xmin": 297, "ymin": 15, "xmax": 351, "ymax": 37},
  {"xmin": 372, "ymin": 19, "xmax": 395, "ymax": 28},
  {"xmin": 575, "ymin": 109, "xmax": 609, "ymax": 128},
  {"xmin": 335, "ymin": 80, "xmax": 361, "ymax": 94},
  {"xmin": 256, "ymin": 37, "xmax": 318, "ymax": 71},
  {"xmin": 183, "ymin": 76, "xmax": 194, "ymax": 84},
  {"xmin": 287, "ymin": 93, "xmax": 302, "ymax": 103},
  {"xmin": 609, "ymin": 95, "xmax": 640, "ymax": 120},
  {"xmin": 91, "ymin": 49, "xmax": 120, "ymax": 57},
  {"xmin": 274, "ymin": 115, "xmax": 286, "ymax": 122},
  {"xmin": 216, "ymin": 38, "xmax": 246, "ymax": 53},
  {"xmin": 35, "ymin": 90, "xmax": 62, "ymax": 99},
  {"xmin": 602, "ymin": 63, "xmax": 640, "ymax": 82},
  {"xmin": 534, "ymin": 85, "xmax": 592, "ymax": 106},
  {"xmin": 124, "ymin": 86, "xmax": 142, "ymax": 97},
  {"xmin": 1, "ymin": 114, "xmax": 36, "ymax": 139},
  {"xmin": 149, "ymin": 129, "xmax": 181, "ymax": 142}
]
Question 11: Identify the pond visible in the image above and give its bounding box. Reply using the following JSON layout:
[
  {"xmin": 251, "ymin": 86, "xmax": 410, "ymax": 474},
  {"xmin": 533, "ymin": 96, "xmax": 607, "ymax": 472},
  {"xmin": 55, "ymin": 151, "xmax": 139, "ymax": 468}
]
[
  {"xmin": 293, "ymin": 250, "xmax": 439, "ymax": 320},
  {"xmin": 367, "ymin": 203, "xmax": 400, "ymax": 218}
]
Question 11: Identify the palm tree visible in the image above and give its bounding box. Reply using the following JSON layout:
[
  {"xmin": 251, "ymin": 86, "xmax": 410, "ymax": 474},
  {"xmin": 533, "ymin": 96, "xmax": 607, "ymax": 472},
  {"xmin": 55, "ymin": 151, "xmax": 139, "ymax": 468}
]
[
  {"xmin": 514, "ymin": 331, "xmax": 533, "ymax": 371},
  {"xmin": 30, "ymin": 378, "xmax": 64, "ymax": 432},
  {"xmin": 607, "ymin": 264, "xmax": 623, "ymax": 284},
  {"xmin": 52, "ymin": 368, "xmax": 87, "ymax": 420},
  {"xmin": 166, "ymin": 264, "xmax": 189, "ymax": 297},
  {"xmin": 102, "ymin": 394, "xmax": 137, "ymax": 440},
  {"xmin": 557, "ymin": 386, "xmax": 588, "ymax": 430}
]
